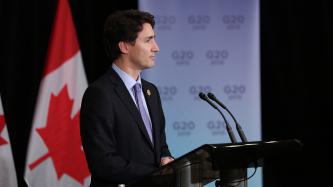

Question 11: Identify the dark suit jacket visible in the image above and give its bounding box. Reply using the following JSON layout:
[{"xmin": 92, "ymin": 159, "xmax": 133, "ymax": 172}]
[{"xmin": 80, "ymin": 68, "xmax": 172, "ymax": 187}]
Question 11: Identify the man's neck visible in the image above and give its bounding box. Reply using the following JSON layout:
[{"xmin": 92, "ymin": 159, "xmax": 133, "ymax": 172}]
[{"xmin": 114, "ymin": 58, "xmax": 140, "ymax": 81}]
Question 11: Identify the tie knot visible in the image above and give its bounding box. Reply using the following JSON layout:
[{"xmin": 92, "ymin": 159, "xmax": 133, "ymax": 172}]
[{"xmin": 134, "ymin": 83, "xmax": 142, "ymax": 93}]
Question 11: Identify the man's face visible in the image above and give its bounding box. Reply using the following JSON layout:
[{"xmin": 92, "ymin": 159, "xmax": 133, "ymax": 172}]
[{"xmin": 127, "ymin": 23, "xmax": 160, "ymax": 70}]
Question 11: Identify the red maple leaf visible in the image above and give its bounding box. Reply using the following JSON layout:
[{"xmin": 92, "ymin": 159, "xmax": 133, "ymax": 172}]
[
  {"xmin": 28, "ymin": 85, "xmax": 90, "ymax": 185},
  {"xmin": 0, "ymin": 115, "xmax": 8, "ymax": 146}
]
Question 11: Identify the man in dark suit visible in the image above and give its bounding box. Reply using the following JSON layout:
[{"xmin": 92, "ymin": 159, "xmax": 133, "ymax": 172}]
[{"xmin": 80, "ymin": 10, "xmax": 173, "ymax": 187}]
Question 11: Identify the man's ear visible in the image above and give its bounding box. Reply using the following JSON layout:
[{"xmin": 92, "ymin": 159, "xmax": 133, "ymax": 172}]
[{"xmin": 118, "ymin": 41, "xmax": 129, "ymax": 54}]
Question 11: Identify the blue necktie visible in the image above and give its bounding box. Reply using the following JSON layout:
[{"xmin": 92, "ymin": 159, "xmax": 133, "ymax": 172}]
[{"xmin": 133, "ymin": 83, "xmax": 153, "ymax": 144}]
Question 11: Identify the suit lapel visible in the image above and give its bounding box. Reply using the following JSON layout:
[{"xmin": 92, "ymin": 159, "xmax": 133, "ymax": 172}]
[
  {"xmin": 142, "ymin": 82, "xmax": 160, "ymax": 153},
  {"xmin": 108, "ymin": 69, "xmax": 154, "ymax": 150}
]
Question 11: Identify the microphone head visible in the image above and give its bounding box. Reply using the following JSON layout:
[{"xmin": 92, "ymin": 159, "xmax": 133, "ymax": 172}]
[
  {"xmin": 207, "ymin": 92, "xmax": 215, "ymax": 99},
  {"xmin": 207, "ymin": 92, "xmax": 227, "ymax": 109},
  {"xmin": 198, "ymin": 92, "xmax": 207, "ymax": 100},
  {"xmin": 199, "ymin": 92, "xmax": 219, "ymax": 110}
]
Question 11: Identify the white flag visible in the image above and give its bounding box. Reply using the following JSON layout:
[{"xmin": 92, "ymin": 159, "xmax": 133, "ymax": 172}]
[
  {"xmin": 24, "ymin": 0, "xmax": 90, "ymax": 186},
  {"xmin": 0, "ymin": 95, "xmax": 18, "ymax": 187}
]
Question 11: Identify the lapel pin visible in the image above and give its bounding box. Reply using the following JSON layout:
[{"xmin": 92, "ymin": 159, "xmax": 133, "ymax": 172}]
[{"xmin": 147, "ymin": 89, "xmax": 151, "ymax": 96}]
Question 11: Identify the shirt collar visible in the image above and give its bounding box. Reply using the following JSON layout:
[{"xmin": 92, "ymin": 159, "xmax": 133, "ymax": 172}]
[{"xmin": 112, "ymin": 63, "xmax": 142, "ymax": 90}]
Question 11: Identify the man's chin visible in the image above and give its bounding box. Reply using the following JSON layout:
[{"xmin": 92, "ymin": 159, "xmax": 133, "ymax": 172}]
[{"xmin": 145, "ymin": 61, "xmax": 156, "ymax": 69}]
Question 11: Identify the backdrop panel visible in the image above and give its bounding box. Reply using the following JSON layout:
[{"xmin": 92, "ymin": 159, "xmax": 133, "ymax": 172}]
[{"xmin": 139, "ymin": 0, "xmax": 261, "ymax": 186}]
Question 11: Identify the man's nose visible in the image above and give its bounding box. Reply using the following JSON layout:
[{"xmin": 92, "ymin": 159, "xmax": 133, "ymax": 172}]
[{"xmin": 152, "ymin": 40, "xmax": 160, "ymax": 52}]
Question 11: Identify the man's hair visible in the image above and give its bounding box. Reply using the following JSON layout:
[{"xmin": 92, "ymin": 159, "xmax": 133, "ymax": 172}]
[{"xmin": 103, "ymin": 9, "xmax": 155, "ymax": 62}]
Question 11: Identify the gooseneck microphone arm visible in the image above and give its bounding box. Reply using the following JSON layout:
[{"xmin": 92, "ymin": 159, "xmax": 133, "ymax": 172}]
[
  {"xmin": 198, "ymin": 92, "xmax": 237, "ymax": 143},
  {"xmin": 207, "ymin": 92, "xmax": 248, "ymax": 142}
]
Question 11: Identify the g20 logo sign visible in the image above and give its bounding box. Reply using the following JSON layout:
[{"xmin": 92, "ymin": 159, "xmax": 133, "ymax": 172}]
[
  {"xmin": 189, "ymin": 85, "xmax": 212, "ymax": 100},
  {"xmin": 223, "ymin": 84, "xmax": 246, "ymax": 100},
  {"xmin": 158, "ymin": 86, "xmax": 177, "ymax": 101},
  {"xmin": 171, "ymin": 50, "xmax": 194, "ymax": 65},
  {"xmin": 188, "ymin": 15, "xmax": 210, "ymax": 24},
  {"xmin": 222, "ymin": 15, "xmax": 245, "ymax": 30},
  {"xmin": 155, "ymin": 15, "xmax": 176, "ymax": 30},
  {"xmin": 188, "ymin": 15, "xmax": 210, "ymax": 30},
  {"xmin": 172, "ymin": 121, "xmax": 195, "ymax": 136},
  {"xmin": 206, "ymin": 50, "xmax": 229, "ymax": 65},
  {"xmin": 207, "ymin": 120, "xmax": 226, "ymax": 136}
]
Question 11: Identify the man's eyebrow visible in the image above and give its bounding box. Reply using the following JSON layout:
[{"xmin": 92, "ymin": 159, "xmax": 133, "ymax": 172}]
[{"xmin": 145, "ymin": 35, "xmax": 156, "ymax": 40}]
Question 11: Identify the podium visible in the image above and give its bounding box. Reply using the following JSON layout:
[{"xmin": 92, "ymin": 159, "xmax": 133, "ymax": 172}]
[{"xmin": 128, "ymin": 139, "xmax": 302, "ymax": 187}]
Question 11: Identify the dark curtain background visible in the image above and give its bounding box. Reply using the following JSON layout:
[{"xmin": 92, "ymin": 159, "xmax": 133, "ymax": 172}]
[
  {"xmin": 261, "ymin": 1, "xmax": 332, "ymax": 187},
  {"xmin": 0, "ymin": 0, "xmax": 331, "ymax": 187}
]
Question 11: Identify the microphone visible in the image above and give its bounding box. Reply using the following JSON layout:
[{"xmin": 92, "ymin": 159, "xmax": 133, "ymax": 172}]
[
  {"xmin": 207, "ymin": 92, "xmax": 248, "ymax": 142},
  {"xmin": 198, "ymin": 92, "xmax": 237, "ymax": 143}
]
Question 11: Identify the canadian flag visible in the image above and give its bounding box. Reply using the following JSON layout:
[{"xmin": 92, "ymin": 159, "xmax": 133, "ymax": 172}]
[
  {"xmin": 24, "ymin": 0, "xmax": 90, "ymax": 186},
  {"xmin": 0, "ymin": 95, "xmax": 18, "ymax": 187}
]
